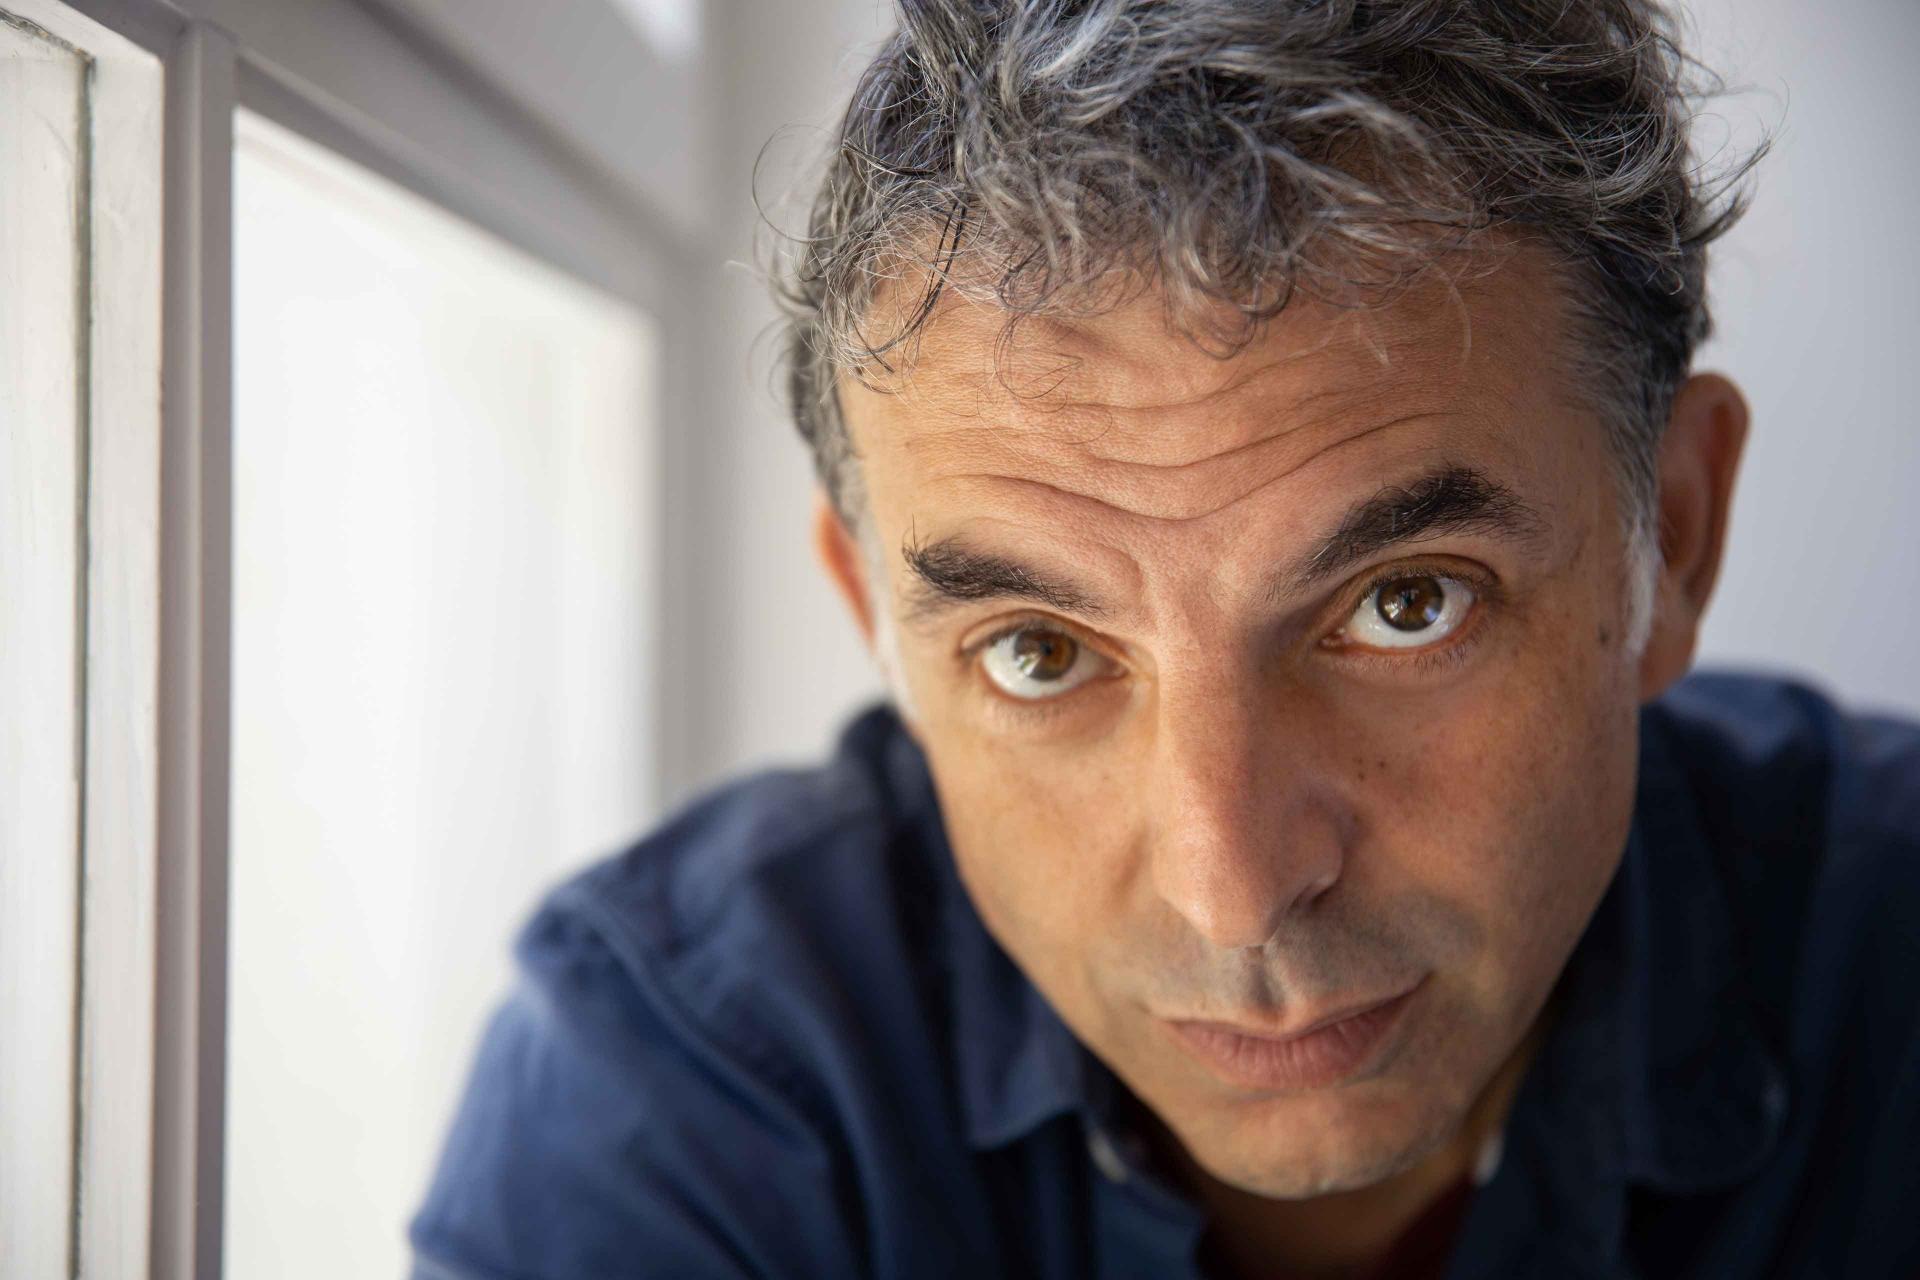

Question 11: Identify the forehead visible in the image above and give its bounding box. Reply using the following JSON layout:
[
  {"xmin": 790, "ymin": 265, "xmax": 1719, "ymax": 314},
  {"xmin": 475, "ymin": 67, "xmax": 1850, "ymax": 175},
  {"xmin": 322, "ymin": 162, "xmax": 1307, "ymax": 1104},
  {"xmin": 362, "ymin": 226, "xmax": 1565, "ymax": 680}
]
[{"xmin": 840, "ymin": 250, "xmax": 1596, "ymax": 545}]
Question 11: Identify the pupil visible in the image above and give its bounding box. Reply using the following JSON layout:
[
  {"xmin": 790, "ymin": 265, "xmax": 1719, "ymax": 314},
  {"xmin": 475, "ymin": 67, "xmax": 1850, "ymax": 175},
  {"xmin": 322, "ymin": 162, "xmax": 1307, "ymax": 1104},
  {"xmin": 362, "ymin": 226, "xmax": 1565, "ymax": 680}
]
[
  {"xmin": 1377, "ymin": 576, "xmax": 1445, "ymax": 632},
  {"xmin": 1012, "ymin": 630, "xmax": 1076, "ymax": 680}
]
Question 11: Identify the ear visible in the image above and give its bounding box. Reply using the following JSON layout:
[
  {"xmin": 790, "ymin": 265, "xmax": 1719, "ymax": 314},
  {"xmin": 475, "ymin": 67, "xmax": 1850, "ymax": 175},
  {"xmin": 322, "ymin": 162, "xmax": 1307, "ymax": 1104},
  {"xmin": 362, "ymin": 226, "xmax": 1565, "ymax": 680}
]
[
  {"xmin": 1637, "ymin": 372, "xmax": 1750, "ymax": 700},
  {"xmin": 812, "ymin": 490, "xmax": 879, "ymax": 653}
]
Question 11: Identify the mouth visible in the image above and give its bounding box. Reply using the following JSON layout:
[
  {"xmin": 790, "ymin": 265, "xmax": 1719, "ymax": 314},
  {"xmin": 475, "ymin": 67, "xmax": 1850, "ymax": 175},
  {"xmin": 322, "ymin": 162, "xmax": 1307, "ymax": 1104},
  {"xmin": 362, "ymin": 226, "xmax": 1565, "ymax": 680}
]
[{"xmin": 1160, "ymin": 976, "xmax": 1427, "ymax": 1093}]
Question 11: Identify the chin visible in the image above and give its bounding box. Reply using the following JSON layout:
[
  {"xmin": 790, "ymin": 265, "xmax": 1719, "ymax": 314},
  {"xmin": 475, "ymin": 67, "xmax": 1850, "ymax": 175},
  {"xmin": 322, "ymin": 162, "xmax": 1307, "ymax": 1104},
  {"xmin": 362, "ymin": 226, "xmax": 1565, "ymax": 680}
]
[{"xmin": 1180, "ymin": 1082, "xmax": 1463, "ymax": 1200}]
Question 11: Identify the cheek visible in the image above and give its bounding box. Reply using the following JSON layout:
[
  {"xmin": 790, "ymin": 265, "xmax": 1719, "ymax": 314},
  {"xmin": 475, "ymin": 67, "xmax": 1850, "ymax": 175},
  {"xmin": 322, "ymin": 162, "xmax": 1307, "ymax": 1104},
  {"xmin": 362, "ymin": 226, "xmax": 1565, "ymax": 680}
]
[
  {"xmin": 890, "ymin": 618, "xmax": 1145, "ymax": 994},
  {"xmin": 1331, "ymin": 594, "xmax": 1638, "ymax": 1011},
  {"xmin": 917, "ymin": 726, "xmax": 1143, "ymax": 987}
]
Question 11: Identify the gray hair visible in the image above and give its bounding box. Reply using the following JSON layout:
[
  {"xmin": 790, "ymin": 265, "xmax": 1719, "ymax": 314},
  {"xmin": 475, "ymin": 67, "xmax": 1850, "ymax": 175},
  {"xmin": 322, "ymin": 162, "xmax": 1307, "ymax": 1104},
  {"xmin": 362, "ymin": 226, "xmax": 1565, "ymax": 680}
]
[{"xmin": 771, "ymin": 0, "xmax": 1761, "ymax": 561}]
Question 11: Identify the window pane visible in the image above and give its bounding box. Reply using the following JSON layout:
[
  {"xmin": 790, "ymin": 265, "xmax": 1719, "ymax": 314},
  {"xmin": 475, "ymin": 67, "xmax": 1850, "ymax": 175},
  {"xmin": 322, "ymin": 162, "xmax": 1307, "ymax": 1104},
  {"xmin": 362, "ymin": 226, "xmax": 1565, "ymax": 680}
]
[
  {"xmin": 0, "ymin": 14, "xmax": 85, "ymax": 1279},
  {"xmin": 227, "ymin": 110, "xmax": 659, "ymax": 1280}
]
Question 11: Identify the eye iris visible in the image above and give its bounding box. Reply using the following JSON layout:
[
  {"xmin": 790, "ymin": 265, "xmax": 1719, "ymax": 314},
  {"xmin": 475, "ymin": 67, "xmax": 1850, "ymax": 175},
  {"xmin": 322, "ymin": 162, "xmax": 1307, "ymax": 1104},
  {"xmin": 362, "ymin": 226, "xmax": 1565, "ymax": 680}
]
[
  {"xmin": 1011, "ymin": 629, "xmax": 1078, "ymax": 681},
  {"xmin": 1377, "ymin": 576, "xmax": 1446, "ymax": 632}
]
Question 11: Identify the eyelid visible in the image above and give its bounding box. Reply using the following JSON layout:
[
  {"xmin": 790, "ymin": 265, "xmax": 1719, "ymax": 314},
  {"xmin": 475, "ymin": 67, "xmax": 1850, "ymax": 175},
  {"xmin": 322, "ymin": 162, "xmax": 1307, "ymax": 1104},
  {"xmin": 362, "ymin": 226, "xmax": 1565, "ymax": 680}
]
[
  {"xmin": 960, "ymin": 612, "xmax": 1114, "ymax": 662},
  {"xmin": 1337, "ymin": 558, "xmax": 1496, "ymax": 620}
]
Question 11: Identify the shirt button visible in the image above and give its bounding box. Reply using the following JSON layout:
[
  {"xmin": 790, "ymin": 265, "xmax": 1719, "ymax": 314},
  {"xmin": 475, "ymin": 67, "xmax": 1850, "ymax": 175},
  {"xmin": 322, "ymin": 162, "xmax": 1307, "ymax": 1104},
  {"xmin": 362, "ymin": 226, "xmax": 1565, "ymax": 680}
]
[{"xmin": 1086, "ymin": 1126, "xmax": 1130, "ymax": 1184}]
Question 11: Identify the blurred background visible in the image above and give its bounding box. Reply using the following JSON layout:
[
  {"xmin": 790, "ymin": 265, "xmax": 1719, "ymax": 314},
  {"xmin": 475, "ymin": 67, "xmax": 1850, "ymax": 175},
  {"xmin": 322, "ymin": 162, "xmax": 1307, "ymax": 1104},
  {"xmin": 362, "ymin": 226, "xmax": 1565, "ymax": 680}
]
[{"xmin": 39, "ymin": 0, "xmax": 1911, "ymax": 1275}]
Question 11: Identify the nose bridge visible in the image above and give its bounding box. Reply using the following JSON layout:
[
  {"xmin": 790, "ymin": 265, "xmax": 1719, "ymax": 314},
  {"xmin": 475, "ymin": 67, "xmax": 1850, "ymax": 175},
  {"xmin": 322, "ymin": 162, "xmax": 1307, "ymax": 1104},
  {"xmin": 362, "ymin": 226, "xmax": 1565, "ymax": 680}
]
[{"xmin": 1148, "ymin": 666, "xmax": 1342, "ymax": 949}]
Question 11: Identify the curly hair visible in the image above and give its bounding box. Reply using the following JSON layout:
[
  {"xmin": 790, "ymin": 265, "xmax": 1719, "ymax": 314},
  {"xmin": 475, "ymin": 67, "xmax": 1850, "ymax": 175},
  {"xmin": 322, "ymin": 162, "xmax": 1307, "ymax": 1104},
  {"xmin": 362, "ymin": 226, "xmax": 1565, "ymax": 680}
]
[{"xmin": 770, "ymin": 0, "xmax": 1761, "ymax": 538}]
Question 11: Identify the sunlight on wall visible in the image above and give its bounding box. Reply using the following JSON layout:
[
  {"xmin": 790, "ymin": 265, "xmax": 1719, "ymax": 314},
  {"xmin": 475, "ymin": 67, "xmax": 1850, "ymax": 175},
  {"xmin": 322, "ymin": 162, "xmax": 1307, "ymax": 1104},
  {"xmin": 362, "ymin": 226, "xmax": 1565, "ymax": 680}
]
[
  {"xmin": 227, "ymin": 110, "xmax": 658, "ymax": 1280},
  {"xmin": 607, "ymin": 0, "xmax": 700, "ymax": 59}
]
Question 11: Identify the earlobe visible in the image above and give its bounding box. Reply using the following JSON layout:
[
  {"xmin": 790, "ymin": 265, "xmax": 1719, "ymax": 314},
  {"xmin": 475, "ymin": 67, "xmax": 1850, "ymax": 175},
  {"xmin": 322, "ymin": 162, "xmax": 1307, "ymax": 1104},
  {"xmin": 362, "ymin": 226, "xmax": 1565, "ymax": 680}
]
[
  {"xmin": 811, "ymin": 491, "xmax": 879, "ymax": 653},
  {"xmin": 1636, "ymin": 372, "xmax": 1750, "ymax": 700}
]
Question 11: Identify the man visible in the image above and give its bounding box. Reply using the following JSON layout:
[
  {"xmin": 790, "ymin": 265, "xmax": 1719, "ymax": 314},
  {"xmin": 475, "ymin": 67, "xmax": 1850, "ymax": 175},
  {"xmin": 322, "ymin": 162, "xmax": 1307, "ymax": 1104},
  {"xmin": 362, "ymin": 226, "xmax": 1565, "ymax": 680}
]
[{"xmin": 410, "ymin": 1, "xmax": 1920, "ymax": 1277}]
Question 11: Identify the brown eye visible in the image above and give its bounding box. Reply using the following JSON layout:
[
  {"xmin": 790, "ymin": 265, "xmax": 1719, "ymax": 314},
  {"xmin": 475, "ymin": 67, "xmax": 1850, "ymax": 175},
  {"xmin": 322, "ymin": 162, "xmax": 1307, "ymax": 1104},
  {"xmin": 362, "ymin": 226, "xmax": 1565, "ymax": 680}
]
[
  {"xmin": 981, "ymin": 625, "xmax": 1105, "ymax": 700},
  {"xmin": 1010, "ymin": 629, "xmax": 1078, "ymax": 680},
  {"xmin": 1342, "ymin": 573, "xmax": 1476, "ymax": 652},
  {"xmin": 1376, "ymin": 576, "xmax": 1446, "ymax": 632}
]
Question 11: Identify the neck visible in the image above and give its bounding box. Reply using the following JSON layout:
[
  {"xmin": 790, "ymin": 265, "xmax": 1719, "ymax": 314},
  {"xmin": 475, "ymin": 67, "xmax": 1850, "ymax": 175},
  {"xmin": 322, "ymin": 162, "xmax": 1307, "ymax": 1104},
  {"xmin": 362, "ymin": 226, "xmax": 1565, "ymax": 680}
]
[{"xmin": 1151, "ymin": 1012, "xmax": 1549, "ymax": 1280}]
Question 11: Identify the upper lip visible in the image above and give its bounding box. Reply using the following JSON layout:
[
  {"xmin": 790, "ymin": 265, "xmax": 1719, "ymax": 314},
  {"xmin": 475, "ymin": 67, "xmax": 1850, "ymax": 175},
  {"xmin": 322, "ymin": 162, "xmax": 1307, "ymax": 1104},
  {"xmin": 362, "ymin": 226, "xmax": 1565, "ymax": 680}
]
[{"xmin": 1163, "ymin": 978, "xmax": 1423, "ymax": 1044}]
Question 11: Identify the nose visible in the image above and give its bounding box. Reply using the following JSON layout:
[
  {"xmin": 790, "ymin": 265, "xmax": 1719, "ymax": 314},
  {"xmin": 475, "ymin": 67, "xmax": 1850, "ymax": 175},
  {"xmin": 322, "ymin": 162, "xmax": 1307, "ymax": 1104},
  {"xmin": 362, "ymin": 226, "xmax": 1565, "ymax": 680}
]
[{"xmin": 1147, "ymin": 679, "xmax": 1344, "ymax": 950}]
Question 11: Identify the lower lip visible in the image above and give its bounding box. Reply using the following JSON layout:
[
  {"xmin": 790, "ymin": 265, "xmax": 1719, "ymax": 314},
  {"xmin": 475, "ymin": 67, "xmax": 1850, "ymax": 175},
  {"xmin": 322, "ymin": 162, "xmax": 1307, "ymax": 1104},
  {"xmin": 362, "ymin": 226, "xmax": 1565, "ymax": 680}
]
[{"xmin": 1163, "ymin": 981, "xmax": 1423, "ymax": 1093}]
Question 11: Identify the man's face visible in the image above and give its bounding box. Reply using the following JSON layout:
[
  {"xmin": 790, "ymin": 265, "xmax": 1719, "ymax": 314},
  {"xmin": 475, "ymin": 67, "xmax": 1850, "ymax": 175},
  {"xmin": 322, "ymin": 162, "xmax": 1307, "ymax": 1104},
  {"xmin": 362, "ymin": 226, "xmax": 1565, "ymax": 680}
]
[{"xmin": 836, "ymin": 255, "xmax": 1648, "ymax": 1198}]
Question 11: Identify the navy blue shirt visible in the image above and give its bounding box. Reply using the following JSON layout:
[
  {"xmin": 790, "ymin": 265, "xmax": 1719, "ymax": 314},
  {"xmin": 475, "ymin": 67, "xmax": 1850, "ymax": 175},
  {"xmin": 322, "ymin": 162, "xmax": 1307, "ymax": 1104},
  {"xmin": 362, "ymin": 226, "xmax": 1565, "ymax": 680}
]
[{"xmin": 410, "ymin": 674, "xmax": 1920, "ymax": 1279}]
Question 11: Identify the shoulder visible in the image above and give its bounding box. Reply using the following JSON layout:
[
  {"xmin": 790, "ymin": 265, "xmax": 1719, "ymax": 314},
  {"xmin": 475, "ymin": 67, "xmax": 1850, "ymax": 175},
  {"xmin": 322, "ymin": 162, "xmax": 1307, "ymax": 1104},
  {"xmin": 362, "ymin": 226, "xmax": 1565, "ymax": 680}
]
[
  {"xmin": 1644, "ymin": 673, "xmax": 1920, "ymax": 1257},
  {"xmin": 1647, "ymin": 669, "xmax": 1920, "ymax": 1018},
  {"xmin": 546, "ymin": 702, "xmax": 955, "ymax": 1104},
  {"xmin": 1651, "ymin": 671, "xmax": 1920, "ymax": 821},
  {"xmin": 1642, "ymin": 672, "xmax": 1920, "ymax": 1056},
  {"xmin": 557, "ymin": 701, "xmax": 942, "ymax": 979},
  {"xmin": 1646, "ymin": 670, "xmax": 1920, "ymax": 895},
  {"xmin": 411, "ymin": 703, "xmax": 968, "ymax": 1279}
]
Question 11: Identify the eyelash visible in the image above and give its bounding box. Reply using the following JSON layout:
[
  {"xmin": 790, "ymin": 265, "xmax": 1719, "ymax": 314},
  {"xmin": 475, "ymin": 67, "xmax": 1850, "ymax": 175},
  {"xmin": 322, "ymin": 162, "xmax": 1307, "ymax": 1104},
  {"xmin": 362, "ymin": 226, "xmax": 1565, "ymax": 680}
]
[{"xmin": 962, "ymin": 617, "xmax": 1090, "ymax": 659}]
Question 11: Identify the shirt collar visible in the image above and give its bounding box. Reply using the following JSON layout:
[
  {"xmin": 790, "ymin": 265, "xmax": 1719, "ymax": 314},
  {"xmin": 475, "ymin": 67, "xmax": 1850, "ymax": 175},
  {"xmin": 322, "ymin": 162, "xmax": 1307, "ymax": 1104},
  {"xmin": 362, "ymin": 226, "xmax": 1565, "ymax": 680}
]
[{"xmin": 920, "ymin": 702, "xmax": 1790, "ymax": 1198}]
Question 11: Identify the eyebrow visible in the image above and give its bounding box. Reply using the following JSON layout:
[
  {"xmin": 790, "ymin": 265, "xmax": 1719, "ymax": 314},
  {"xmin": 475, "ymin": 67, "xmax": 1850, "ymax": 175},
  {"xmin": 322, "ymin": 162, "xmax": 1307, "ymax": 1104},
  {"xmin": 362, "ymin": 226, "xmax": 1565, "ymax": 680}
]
[
  {"xmin": 897, "ymin": 463, "xmax": 1545, "ymax": 625},
  {"xmin": 900, "ymin": 535, "xmax": 1107, "ymax": 625},
  {"xmin": 1287, "ymin": 464, "xmax": 1546, "ymax": 592}
]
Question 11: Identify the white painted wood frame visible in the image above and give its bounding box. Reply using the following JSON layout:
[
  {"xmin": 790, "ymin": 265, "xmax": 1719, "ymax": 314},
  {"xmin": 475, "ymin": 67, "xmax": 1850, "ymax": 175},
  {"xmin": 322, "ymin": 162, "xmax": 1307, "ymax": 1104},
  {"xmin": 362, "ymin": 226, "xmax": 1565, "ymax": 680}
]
[
  {"xmin": 0, "ymin": 14, "xmax": 92, "ymax": 1279},
  {"xmin": 1, "ymin": 6, "xmax": 163, "ymax": 1280}
]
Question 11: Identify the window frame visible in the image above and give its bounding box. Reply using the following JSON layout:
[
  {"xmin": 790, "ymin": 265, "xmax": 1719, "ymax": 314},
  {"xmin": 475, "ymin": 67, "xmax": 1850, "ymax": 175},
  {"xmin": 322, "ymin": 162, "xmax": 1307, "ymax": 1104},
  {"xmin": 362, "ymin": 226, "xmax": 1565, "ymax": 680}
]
[{"xmin": 7, "ymin": 0, "xmax": 706, "ymax": 1275}]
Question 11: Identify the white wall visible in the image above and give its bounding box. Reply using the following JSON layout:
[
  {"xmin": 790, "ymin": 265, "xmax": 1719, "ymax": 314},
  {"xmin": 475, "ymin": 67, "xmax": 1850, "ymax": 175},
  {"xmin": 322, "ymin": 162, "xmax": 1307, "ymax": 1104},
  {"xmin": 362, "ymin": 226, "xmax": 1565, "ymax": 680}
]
[
  {"xmin": 686, "ymin": 0, "xmax": 1920, "ymax": 796},
  {"xmin": 682, "ymin": 0, "xmax": 893, "ymax": 787},
  {"xmin": 1686, "ymin": 0, "xmax": 1920, "ymax": 719}
]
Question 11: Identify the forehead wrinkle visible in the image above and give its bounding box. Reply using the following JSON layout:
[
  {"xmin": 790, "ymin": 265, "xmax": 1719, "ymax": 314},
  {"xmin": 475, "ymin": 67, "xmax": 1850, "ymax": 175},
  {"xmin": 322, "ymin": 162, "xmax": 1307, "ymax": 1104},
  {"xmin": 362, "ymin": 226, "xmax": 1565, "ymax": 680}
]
[
  {"xmin": 922, "ymin": 408, "xmax": 1468, "ymax": 526},
  {"xmin": 991, "ymin": 282, "xmax": 1366, "ymax": 400},
  {"xmin": 900, "ymin": 348, "xmax": 1476, "ymax": 481},
  {"xmin": 1067, "ymin": 393, "xmax": 1469, "ymax": 475},
  {"xmin": 1011, "ymin": 342, "xmax": 1317, "ymax": 419},
  {"xmin": 880, "ymin": 296, "xmax": 1408, "ymax": 442},
  {"xmin": 862, "ymin": 293, "xmax": 1493, "ymax": 484},
  {"xmin": 886, "ymin": 346, "xmax": 1471, "ymax": 482}
]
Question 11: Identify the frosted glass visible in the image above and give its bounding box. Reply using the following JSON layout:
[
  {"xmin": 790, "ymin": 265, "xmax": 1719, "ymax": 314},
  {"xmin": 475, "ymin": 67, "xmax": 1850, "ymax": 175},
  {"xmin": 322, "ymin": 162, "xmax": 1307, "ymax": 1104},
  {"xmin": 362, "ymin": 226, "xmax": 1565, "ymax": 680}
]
[{"xmin": 227, "ymin": 109, "xmax": 658, "ymax": 1280}]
